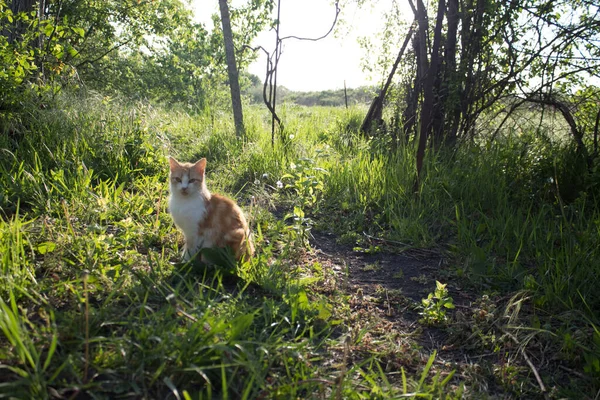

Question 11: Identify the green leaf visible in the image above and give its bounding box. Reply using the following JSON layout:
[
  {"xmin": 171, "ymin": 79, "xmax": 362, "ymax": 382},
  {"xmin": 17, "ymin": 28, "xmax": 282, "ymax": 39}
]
[
  {"xmin": 229, "ymin": 313, "xmax": 254, "ymax": 340},
  {"xmin": 43, "ymin": 23, "xmax": 54, "ymax": 37},
  {"xmin": 163, "ymin": 377, "xmax": 181, "ymax": 400},
  {"xmin": 52, "ymin": 43, "xmax": 64, "ymax": 59},
  {"xmin": 295, "ymin": 288, "xmax": 310, "ymax": 310},
  {"xmin": 37, "ymin": 242, "xmax": 56, "ymax": 254},
  {"xmin": 293, "ymin": 206, "xmax": 304, "ymax": 218},
  {"xmin": 72, "ymin": 26, "xmax": 85, "ymax": 37},
  {"xmin": 316, "ymin": 301, "xmax": 332, "ymax": 320},
  {"xmin": 417, "ymin": 351, "xmax": 437, "ymax": 389},
  {"xmin": 43, "ymin": 331, "xmax": 58, "ymax": 371}
]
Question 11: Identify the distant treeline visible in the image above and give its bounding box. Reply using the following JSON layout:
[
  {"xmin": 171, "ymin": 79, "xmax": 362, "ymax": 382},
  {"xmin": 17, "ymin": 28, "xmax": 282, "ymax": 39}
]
[{"xmin": 244, "ymin": 75, "xmax": 376, "ymax": 107}]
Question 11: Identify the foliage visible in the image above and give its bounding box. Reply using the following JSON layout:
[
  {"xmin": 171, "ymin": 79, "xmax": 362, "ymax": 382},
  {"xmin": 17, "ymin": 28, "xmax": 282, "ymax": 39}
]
[
  {"xmin": 352, "ymin": 0, "xmax": 600, "ymax": 180},
  {"xmin": 279, "ymin": 157, "xmax": 328, "ymax": 251},
  {"xmin": 0, "ymin": 0, "xmax": 84, "ymax": 110},
  {"xmin": 0, "ymin": 210, "xmax": 35, "ymax": 297},
  {"xmin": 419, "ymin": 281, "xmax": 455, "ymax": 326},
  {"xmin": 245, "ymin": 81, "xmax": 376, "ymax": 107},
  {"xmin": 0, "ymin": 0, "xmax": 275, "ymax": 118},
  {"xmin": 281, "ymin": 158, "xmax": 327, "ymax": 211}
]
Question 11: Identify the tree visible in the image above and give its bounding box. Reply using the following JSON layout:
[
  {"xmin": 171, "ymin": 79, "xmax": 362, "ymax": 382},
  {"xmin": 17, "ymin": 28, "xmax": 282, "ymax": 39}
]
[
  {"xmin": 0, "ymin": 0, "xmax": 195, "ymax": 111},
  {"xmin": 253, "ymin": 0, "xmax": 339, "ymax": 145},
  {"xmin": 219, "ymin": 0, "xmax": 245, "ymax": 138},
  {"xmin": 358, "ymin": 0, "xmax": 600, "ymax": 189},
  {"xmin": 2, "ymin": 0, "xmax": 39, "ymax": 43}
]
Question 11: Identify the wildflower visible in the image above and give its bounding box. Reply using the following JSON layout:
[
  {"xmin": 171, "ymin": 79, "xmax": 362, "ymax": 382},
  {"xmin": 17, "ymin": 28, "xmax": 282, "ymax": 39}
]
[
  {"xmin": 254, "ymin": 179, "xmax": 260, "ymax": 185},
  {"xmin": 276, "ymin": 180, "xmax": 283, "ymax": 189},
  {"xmin": 262, "ymin": 173, "xmax": 269, "ymax": 179}
]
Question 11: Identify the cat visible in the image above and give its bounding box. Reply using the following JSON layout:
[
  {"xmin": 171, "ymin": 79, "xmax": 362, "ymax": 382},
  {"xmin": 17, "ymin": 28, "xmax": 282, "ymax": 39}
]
[{"xmin": 168, "ymin": 157, "xmax": 254, "ymax": 262}]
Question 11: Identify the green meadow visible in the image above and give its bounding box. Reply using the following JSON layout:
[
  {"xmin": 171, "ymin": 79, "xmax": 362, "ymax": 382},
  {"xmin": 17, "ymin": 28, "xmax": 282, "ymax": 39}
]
[{"xmin": 0, "ymin": 92, "xmax": 599, "ymax": 398}]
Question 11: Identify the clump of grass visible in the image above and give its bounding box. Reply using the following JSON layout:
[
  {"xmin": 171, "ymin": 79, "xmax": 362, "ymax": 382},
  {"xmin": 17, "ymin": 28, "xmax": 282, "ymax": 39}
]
[{"xmin": 0, "ymin": 209, "xmax": 36, "ymax": 297}]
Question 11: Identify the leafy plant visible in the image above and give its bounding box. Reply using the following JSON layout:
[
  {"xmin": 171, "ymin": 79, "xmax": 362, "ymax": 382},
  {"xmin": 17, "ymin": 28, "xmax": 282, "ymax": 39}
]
[
  {"xmin": 281, "ymin": 158, "xmax": 327, "ymax": 211},
  {"xmin": 284, "ymin": 205, "xmax": 312, "ymax": 251},
  {"xmin": 280, "ymin": 158, "xmax": 328, "ymax": 251},
  {"xmin": 419, "ymin": 281, "xmax": 455, "ymax": 326}
]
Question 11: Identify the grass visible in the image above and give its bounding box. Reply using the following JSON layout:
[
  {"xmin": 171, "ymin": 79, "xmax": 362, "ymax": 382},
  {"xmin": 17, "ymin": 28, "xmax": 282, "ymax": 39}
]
[{"xmin": 0, "ymin": 91, "xmax": 599, "ymax": 397}]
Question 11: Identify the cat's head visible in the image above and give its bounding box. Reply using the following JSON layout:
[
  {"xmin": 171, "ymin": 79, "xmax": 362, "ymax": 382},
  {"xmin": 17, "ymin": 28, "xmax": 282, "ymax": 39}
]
[{"xmin": 168, "ymin": 157, "xmax": 207, "ymax": 196}]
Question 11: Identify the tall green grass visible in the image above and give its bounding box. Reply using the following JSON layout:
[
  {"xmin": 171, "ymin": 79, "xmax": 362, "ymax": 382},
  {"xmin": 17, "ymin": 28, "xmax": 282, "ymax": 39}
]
[{"xmin": 0, "ymin": 93, "xmax": 468, "ymax": 397}]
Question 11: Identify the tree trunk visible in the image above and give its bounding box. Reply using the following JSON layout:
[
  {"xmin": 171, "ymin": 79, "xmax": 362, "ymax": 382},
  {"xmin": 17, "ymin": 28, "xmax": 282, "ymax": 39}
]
[
  {"xmin": 459, "ymin": 0, "xmax": 485, "ymax": 139},
  {"xmin": 218, "ymin": 0, "xmax": 245, "ymax": 138},
  {"xmin": 430, "ymin": 0, "xmax": 447, "ymax": 147},
  {"xmin": 413, "ymin": 0, "xmax": 432, "ymax": 193},
  {"xmin": 443, "ymin": 0, "xmax": 459, "ymax": 144}
]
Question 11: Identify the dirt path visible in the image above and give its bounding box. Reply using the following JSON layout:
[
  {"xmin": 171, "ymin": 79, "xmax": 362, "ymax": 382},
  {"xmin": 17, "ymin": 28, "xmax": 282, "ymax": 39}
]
[
  {"xmin": 308, "ymin": 231, "xmax": 532, "ymax": 398},
  {"xmin": 311, "ymin": 231, "xmax": 474, "ymax": 331}
]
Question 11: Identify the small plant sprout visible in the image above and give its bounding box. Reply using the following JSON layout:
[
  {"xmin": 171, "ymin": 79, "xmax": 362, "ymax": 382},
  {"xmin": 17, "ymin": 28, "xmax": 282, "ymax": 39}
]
[{"xmin": 419, "ymin": 281, "xmax": 455, "ymax": 326}]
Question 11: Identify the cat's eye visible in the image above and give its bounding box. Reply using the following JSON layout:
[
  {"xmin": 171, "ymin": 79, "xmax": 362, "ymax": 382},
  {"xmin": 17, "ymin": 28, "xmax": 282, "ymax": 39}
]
[
  {"xmin": 174, "ymin": 177, "xmax": 181, "ymax": 183},
  {"xmin": 189, "ymin": 178, "xmax": 198, "ymax": 183}
]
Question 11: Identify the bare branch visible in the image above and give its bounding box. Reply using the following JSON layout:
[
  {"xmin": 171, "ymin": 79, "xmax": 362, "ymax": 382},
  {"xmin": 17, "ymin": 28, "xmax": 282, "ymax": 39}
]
[{"xmin": 279, "ymin": 2, "xmax": 340, "ymax": 42}]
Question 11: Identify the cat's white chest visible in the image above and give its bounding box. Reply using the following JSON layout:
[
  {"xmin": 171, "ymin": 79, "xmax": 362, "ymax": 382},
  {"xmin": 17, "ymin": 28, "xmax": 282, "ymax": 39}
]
[{"xmin": 169, "ymin": 194, "xmax": 207, "ymax": 251}]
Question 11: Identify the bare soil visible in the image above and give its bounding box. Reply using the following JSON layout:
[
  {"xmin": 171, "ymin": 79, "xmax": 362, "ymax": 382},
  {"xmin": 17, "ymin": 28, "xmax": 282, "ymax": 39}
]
[
  {"xmin": 310, "ymin": 231, "xmax": 475, "ymax": 342},
  {"xmin": 308, "ymin": 231, "xmax": 547, "ymax": 399}
]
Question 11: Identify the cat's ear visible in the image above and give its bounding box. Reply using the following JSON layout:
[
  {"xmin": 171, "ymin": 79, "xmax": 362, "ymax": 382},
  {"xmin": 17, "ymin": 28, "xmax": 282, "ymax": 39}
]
[
  {"xmin": 168, "ymin": 157, "xmax": 180, "ymax": 170},
  {"xmin": 193, "ymin": 158, "xmax": 207, "ymax": 176}
]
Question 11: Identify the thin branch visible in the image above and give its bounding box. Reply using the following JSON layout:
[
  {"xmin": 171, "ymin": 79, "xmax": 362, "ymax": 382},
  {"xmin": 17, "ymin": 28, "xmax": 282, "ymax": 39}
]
[
  {"xmin": 360, "ymin": 22, "xmax": 416, "ymax": 134},
  {"xmin": 74, "ymin": 37, "xmax": 135, "ymax": 69},
  {"xmin": 244, "ymin": 1, "xmax": 341, "ymax": 146},
  {"xmin": 593, "ymin": 106, "xmax": 600, "ymax": 156},
  {"xmin": 42, "ymin": 0, "xmax": 63, "ymax": 63},
  {"xmin": 279, "ymin": 2, "xmax": 340, "ymax": 42},
  {"xmin": 489, "ymin": 98, "xmax": 528, "ymax": 142}
]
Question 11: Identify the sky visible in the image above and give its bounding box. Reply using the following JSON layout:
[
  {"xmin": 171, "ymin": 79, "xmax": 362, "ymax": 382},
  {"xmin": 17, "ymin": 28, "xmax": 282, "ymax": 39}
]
[{"xmin": 191, "ymin": 1, "xmax": 412, "ymax": 92}]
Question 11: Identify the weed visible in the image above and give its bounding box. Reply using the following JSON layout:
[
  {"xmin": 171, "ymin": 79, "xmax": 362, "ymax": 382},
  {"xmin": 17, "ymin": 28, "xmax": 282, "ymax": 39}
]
[
  {"xmin": 353, "ymin": 244, "xmax": 382, "ymax": 254},
  {"xmin": 362, "ymin": 262, "xmax": 382, "ymax": 272},
  {"xmin": 336, "ymin": 231, "xmax": 361, "ymax": 246},
  {"xmin": 411, "ymin": 274, "xmax": 429, "ymax": 285},
  {"xmin": 419, "ymin": 281, "xmax": 456, "ymax": 326}
]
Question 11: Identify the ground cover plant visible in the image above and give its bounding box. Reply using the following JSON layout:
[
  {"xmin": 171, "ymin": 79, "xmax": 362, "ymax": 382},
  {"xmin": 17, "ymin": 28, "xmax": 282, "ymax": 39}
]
[{"xmin": 1, "ymin": 91, "xmax": 599, "ymax": 399}]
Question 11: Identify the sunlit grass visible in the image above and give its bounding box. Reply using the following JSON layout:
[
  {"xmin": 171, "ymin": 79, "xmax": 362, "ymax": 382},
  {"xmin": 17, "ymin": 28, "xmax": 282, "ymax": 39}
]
[{"xmin": 0, "ymin": 92, "xmax": 599, "ymax": 397}]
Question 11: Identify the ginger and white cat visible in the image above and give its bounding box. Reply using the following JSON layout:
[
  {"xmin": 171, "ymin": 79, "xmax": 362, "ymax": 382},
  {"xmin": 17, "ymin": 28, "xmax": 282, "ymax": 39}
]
[{"xmin": 168, "ymin": 157, "xmax": 254, "ymax": 262}]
